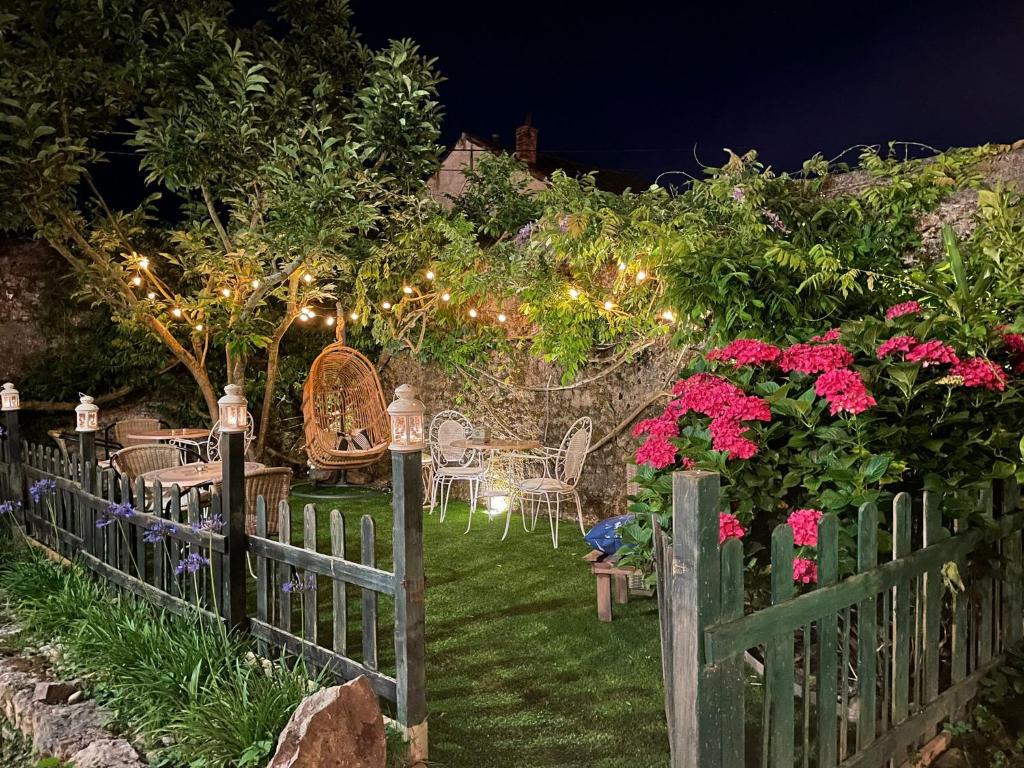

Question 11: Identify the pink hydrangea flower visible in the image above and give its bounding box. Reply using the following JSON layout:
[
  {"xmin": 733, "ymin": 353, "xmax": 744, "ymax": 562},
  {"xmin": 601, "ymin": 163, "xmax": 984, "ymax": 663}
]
[
  {"xmin": 779, "ymin": 343, "xmax": 854, "ymax": 375},
  {"xmin": 662, "ymin": 374, "xmax": 771, "ymax": 461},
  {"xmin": 886, "ymin": 301, "xmax": 923, "ymax": 320},
  {"xmin": 951, "ymin": 357, "xmax": 1007, "ymax": 391},
  {"xmin": 706, "ymin": 339, "xmax": 782, "ymax": 367},
  {"xmin": 811, "ymin": 328, "xmax": 841, "ymax": 343},
  {"xmin": 635, "ymin": 437, "xmax": 677, "ymax": 469},
  {"xmin": 905, "ymin": 339, "xmax": 959, "ymax": 367},
  {"xmin": 719, "ymin": 513, "xmax": 745, "ymax": 545},
  {"xmin": 670, "ymin": 374, "xmax": 745, "ymax": 418},
  {"xmin": 814, "ymin": 369, "xmax": 877, "ymax": 415},
  {"xmin": 632, "ymin": 415, "xmax": 680, "ymax": 440},
  {"xmin": 787, "ymin": 508, "xmax": 823, "ymax": 547},
  {"xmin": 1002, "ymin": 332, "xmax": 1024, "ymax": 374},
  {"xmin": 877, "ymin": 335, "xmax": 917, "ymax": 359},
  {"xmin": 709, "ymin": 418, "xmax": 760, "ymax": 460},
  {"xmin": 793, "ymin": 557, "xmax": 818, "ymax": 584}
]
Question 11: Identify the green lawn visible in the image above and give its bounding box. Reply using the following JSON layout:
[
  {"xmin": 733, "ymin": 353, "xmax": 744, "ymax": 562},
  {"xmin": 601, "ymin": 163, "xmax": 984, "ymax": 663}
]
[{"xmin": 287, "ymin": 485, "xmax": 670, "ymax": 768}]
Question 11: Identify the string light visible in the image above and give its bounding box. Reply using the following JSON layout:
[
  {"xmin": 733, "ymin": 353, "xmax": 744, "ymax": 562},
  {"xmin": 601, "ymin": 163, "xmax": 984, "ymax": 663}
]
[
  {"xmin": 302, "ymin": 306, "xmax": 315, "ymax": 317},
  {"xmin": 604, "ymin": 300, "xmax": 614, "ymax": 310},
  {"xmin": 251, "ymin": 279, "xmax": 261, "ymax": 289},
  {"xmin": 172, "ymin": 307, "xmax": 182, "ymax": 318},
  {"xmin": 303, "ymin": 273, "xmax": 313, "ymax": 284},
  {"xmin": 618, "ymin": 262, "xmax": 626, "ymax": 271},
  {"xmin": 139, "ymin": 257, "xmax": 150, "ymax": 269},
  {"xmin": 349, "ymin": 312, "xmax": 359, "ymax": 321},
  {"xmin": 382, "ymin": 301, "xmax": 392, "ymax": 310},
  {"xmin": 131, "ymin": 275, "xmax": 142, "ymax": 286},
  {"xmin": 147, "ymin": 292, "xmax": 157, "ymax": 300},
  {"xmin": 636, "ymin": 270, "xmax": 647, "ymax": 283},
  {"xmin": 468, "ymin": 308, "xmax": 478, "ymax": 318},
  {"xmin": 661, "ymin": 309, "xmax": 675, "ymax": 322},
  {"xmin": 403, "ymin": 285, "xmax": 413, "ymax": 295},
  {"xmin": 425, "ymin": 270, "xmax": 435, "ymax": 281},
  {"xmin": 326, "ymin": 316, "xmax": 335, "ymax": 327},
  {"xmin": 298, "ymin": 314, "xmax": 309, "ymax": 322},
  {"xmin": 497, "ymin": 313, "xmax": 507, "ymax": 323},
  {"xmin": 194, "ymin": 323, "xmax": 204, "ymax": 332},
  {"xmin": 568, "ymin": 287, "xmax": 580, "ymax": 299},
  {"xmin": 221, "ymin": 288, "xmax": 231, "ymax": 298},
  {"xmin": 441, "ymin": 292, "xmax": 451, "ymax": 302}
]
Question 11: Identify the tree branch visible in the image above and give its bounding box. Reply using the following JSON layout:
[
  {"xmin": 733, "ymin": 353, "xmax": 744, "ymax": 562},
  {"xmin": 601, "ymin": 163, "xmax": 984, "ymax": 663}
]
[{"xmin": 201, "ymin": 183, "xmax": 234, "ymax": 255}]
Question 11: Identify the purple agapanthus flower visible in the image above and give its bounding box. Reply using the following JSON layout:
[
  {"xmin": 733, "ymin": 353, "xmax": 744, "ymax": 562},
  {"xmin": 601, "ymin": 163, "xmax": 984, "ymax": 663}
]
[
  {"xmin": 175, "ymin": 553, "xmax": 210, "ymax": 576},
  {"xmin": 29, "ymin": 479, "xmax": 56, "ymax": 503},
  {"xmin": 96, "ymin": 501, "xmax": 136, "ymax": 528},
  {"xmin": 282, "ymin": 573, "xmax": 317, "ymax": 594},
  {"xmin": 0, "ymin": 500, "xmax": 21, "ymax": 515},
  {"xmin": 143, "ymin": 521, "xmax": 177, "ymax": 543},
  {"xmin": 190, "ymin": 515, "xmax": 224, "ymax": 534},
  {"xmin": 731, "ymin": 186, "xmax": 746, "ymax": 202},
  {"xmin": 513, "ymin": 221, "xmax": 536, "ymax": 246},
  {"xmin": 0, "ymin": 425, "xmax": 7, "ymax": 438}
]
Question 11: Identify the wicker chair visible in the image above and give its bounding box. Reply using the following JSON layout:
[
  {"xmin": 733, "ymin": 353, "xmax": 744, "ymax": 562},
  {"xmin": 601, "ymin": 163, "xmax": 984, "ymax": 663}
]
[
  {"xmin": 110, "ymin": 418, "xmax": 164, "ymax": 449},
  {"xmin": 506, "ymin": 417, "xmax": 593, "ymax": 548},
  {"xmin": 213, "ymin": 466, "xmax": 292, "ymax": 536},
  {"xmin": 111, "ymin": 444, "xmax": 181, "ymax": 485}
]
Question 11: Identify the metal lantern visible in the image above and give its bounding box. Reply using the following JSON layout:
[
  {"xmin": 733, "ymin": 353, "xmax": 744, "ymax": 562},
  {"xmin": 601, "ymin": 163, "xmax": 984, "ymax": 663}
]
[
  {"xmin": 0, "ymin": 383, "xmax": 19, "ymax": 412},
  {"xmin": 387, "ymin": 384, "xmax": 425, "ymax": 452},
  {"xmin": 218, "ymin": 384, "xmax": 248, "ymax": 433},
  {"xmin": 75, "ymin": 394, "xmax": 99, "ymax": 432}
]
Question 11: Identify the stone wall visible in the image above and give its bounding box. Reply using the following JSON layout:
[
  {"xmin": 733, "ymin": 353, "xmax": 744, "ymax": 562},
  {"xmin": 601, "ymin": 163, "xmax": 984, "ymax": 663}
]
[{"xmin": 0, "ymin": 240, "xmax": 63, "ymax": 383}]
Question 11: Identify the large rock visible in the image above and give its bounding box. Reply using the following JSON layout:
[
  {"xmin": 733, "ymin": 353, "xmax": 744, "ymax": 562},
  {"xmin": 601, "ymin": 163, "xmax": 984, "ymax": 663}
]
[
  {"xmin": 268, "ymin": 676, "xmax": 385, "ymax": 768},
  {"xmin": 70, "ymin": 738, "xmax": 146, "ymax": 768}
]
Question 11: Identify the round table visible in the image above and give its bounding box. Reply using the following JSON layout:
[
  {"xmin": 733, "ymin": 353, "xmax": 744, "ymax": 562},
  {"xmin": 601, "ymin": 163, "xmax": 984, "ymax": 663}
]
[
  {"xmin": 126, "ymin": 427, "xmax": 210, "ymax": 444},
  {"xmin": 141, "ymin": 461, "xmax": 265, "ymax": 490},
  {"xmin": 450, "ymin": 438, "xmax": 541, "ymax": 452},
  {"xmin": 450, "ymin": 438, "xmax": 541, "ymax": 528}
]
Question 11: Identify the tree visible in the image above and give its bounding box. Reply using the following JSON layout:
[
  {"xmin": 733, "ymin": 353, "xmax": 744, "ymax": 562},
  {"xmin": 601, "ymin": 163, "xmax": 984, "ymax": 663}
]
[{"xmin": 0, "ymin": 0, "xmax": 443, "ymax": 456}]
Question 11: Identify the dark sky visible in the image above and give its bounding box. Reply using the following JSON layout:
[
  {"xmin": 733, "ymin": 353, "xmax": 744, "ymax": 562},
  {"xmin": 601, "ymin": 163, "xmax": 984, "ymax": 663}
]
[{"xmin": 324, "ymin": 0, "xmax": 1024, "ymax": 183}]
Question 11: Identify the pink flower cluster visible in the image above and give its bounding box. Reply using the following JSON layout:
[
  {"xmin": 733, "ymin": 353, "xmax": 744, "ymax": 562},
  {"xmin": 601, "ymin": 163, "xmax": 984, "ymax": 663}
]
[
  {"xmin": 951, "ymin": 357, "xmax": 1007, "ymax": 392},
  {"xmin": 719, "ymin": 513, "xmax": 745, "ymax": 545},
  {"xmin": 810, "ymin": 328, "xmax": 841, "ymax": 343},
  {"xmin": 634, "ymin": 437, "xmax": 677, "ymax": 469},
  {"xmin": 886, "ymin": 300, "xmax": 923, "ymax": 321},
  {"xmin": 1003, "ymin": 332, "xmax": 1024, "ymax": 374},
  {"xmin": 793, "ymin": 557, "xmax": 818, "ymax": 584},
  {"xmin": 905, "ymin": 340, "xmax": 959, "ymax": 367},
  {"xmin": 706, "ymin": 339, "xmax": 782, "ymax": 367},
  {"xmin": 787, "ymin": 508, "xmax": 823, "ymax": 547},
  {"xmin": 814, "ymin": 369, "xmax": 877, "ymax": 415},
  {"xmin": 876, "ymin": 335, "xmax": 917, "ymax": 359},
  {"xmin": 779, "ymin": 343, "xmax": 855, "ymax": 375}
]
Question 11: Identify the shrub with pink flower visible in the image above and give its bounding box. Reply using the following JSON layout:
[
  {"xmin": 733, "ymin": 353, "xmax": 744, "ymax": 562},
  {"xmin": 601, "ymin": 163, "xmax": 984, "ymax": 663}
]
[
  {"xmin": 779, "ymin": 343, "xmax": 854, "ymax": 374},
  {"xmin": 635, "ymin": 436, "xmax": 677, "ymax": 469},
  {"xmin": 811, "ymin": 329, "xmax": 841, "ymax": 343},
  {"xmin": 951, "ymin": 356, "xmax": 1007, "ymax": 392},
  {"xmin": 792, "ymin": 557, "xmax": 818, "ymax": 584},
  {"xmin": 905, "ymin": 339, "xmax": 959, "ymax": 367},
  {"xmin": 706, "ymin": 339, "xmax": 782, "ymax": 367},
  {"xmin": 719, "ymin": 513, "xmax": 745, "ymax": 545},
  {"xmin": 886, "ymin": 300, "xmax": 922, "ymax": 320},
  {"xmin": 1002, "ymin": 332, "xmax": 1024, "ymax": 374},
  {"xmin": 876, "ymin": 335, "xmax": 917, "ymax": 359},
  {"xmin": 787, "ymin": 508, "xmax": 823, "ymax": 547},
  {"xmin": 814, "ymin": 369, "xmax": 877, "ymax": 415}
]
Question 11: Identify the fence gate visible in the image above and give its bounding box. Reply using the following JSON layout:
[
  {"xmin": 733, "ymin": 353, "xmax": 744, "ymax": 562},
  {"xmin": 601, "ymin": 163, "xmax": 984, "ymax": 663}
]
[{"xmin": 655, "ymin": 470, "xmax": 1024, "ymax": 768}]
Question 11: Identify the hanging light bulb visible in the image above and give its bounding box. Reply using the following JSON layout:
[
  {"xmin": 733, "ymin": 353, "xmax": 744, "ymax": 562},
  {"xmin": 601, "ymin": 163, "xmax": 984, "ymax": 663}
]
[
  {"xmin": 139, "ymin": 257, "xmax": 150, "ymax": 270},
  {"xmin": 618, "ymin": 262, "xmax": 626, "ymax": 271},
  {"xmin": 661, "ymin": 309, "xmax": 675, "ymax": 322},
  {"xmin": 131, "ymin": 275, "xmax": 142, "ymax": 286},
  {"xmin": 497, "ymin": 313, "xmax": 507, "ymax": 323},
  {"xmin": 403, "ymin": 285, "xmax": 413, "ymax": 295},
  {"xmin": 326, "ymin": 316, "xmax": 336, "ymax": 327},
  {"xmin": 298, "ymin": 312, "xmax": 309, "ymax": 322},
  {"xmin": 604, "ymin": 300, "xmax": 614, "ymax": 311},
  {"xmin": 147, "ymin": 292, "xmax": 157, "ymax": 300},
  {"xmin": 382, "ymin": 301, "xmax": 392, "ymax": 310},
  {"xmin": 468, "ymin": 308, "xmax": 478, "ymax": 318},
  {"xmin": 350, "ymin": 311, "xmax": 359, "ymax": 321},
  {"xmin": 441, "ymin": 292, "xmax": 451, "ymax": 302},
  {"xmin": 221, "ymin": 288, "xmax": 231, "ymax": 298},
  {"xmin": 303, "ymin": 273, "xmax": 313, "ymax": 284},
  {"xmin": 636, "ymin": 270, "xmax": 647, "ymax": 283},
  {"xmin": 195, "ymin": 323, "xmax": 204, "ymax": 332},
  {"xmin": 425, "ymin": 270, "xmax": 435, "ymax": 281},
  {"xmin": 172, "ymin": 307, "xmax": 182, "ymax": 318},
  {"xmin": 302, "ymin": 306, "xmax": 315, "ymax": 317},
  {"xmin": 251, "ymin": 279, "xmax": 261, "ymax": 289},
  {"xmin": 568, "ymin": 287, "xmax": 580, "ymax": 299}
]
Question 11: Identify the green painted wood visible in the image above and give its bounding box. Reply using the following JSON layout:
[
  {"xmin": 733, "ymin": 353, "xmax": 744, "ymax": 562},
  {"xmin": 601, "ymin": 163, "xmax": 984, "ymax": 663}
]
[
  {"xmin": 892, "ymin": 493, "xmax": 912, "ymax": 730},
  {"xmin": 134, "ymin": 476, "xmax": 147, "ymax": 580},
  {"xmin": 330, "ymin": 509, "xmax": 348, "ymax": 656},
  {"xmin": 1003, "ymin": 480, "xmax": 1022, "ymax": 645},
  {"xmin": 246, "ymin": 536, "xmax": 396, "ymax": 594},
  {"xmin": 255, "ymin": 498, "xmax": 269, "ymax": 636},
  {"xmin": 303, "ymin": 504, "xmax": 318, "ymax": 644},
  {"xmin": 857, "ymin": 502, "xmax": 878, "ymax": 750},
  {"xmin": 768, "ymin": 524, "xmax": 795, "ymax": 767},
  {"xmin": 360, "ymin": 514, "xmax": 379, "ymax": 671},
  {"xmin": 279, "ymin": 503, "xmax": 292, "ymax": 634},
  {"xmin": 922, "ymin": 492, "xmax": 943, "ymax": 705},
  {"xmin": 979, "ymin": 487, "xmax": 995, "ymax": 666},
  {"xmin": 818, "ymin": 514, "xmax": 840, "ymax": 768},
  {"xmin": 720, "ymin": 537, "xmax": 745, "ymax": 768},
  {"xmin": 152, "ymin": 480, "xmax": 165, "ymax": 591},
  {"xmin": 950, "ymin": 514, "xmax": 969, "ymax": 686}
]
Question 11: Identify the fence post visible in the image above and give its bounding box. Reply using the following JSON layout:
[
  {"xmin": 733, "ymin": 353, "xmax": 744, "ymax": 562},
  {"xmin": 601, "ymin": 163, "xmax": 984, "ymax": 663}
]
[
  {"xmin": 670, "ymin": 470, "xmax": 723, "ymax": 768},
  {"xmin": 218, "ymin": 385, "xmax": 249, "ymax": 631},
  {"xmin": 2, "ymin": 383, "xmax": 23, "ymax": 504},
  {"xmin": 388, "ymin": 385, "xmax": 428, "ymax": 763}
]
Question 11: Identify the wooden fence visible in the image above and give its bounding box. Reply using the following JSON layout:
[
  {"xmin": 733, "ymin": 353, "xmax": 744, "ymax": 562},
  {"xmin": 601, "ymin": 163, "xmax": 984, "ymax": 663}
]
[
  {"xmin": 0, "ymin": 416, "xmax": 427, "ymax": 757},
  {"xmin": 655, "ymin": 470, "xmax": 1024, "ymax": 768}
]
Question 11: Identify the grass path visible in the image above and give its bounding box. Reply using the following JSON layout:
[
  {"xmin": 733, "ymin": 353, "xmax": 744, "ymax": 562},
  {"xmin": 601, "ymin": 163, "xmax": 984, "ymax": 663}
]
[{"xmin": 288, "ymin": 486, "xmax": 670, "ymax": 768}]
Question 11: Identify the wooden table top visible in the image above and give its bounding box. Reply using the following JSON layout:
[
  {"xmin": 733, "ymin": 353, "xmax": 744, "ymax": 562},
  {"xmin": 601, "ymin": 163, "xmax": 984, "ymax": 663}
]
[
  {"xmin": 127, "ymin": 427, "xmax": 210, "ymax": 443},
  {"xmin": 450, "ymin": 438, "xmax": 541, "ymax": 451},
  {"xmin": 141, "ymin": 461, "xmax": 265, "ymax": 490}
]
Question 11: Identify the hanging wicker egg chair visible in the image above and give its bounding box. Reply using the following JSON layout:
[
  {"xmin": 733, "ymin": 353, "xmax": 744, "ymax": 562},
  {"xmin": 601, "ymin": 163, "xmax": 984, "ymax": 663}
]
[{"xmin": 302, "ymin": 317, "xmax": 391, "ymax": 471}]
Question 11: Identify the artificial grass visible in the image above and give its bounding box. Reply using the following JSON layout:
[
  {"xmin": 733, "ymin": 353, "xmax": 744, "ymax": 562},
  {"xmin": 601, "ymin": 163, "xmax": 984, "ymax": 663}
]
[{"xmin": 288, "ymin": 487, "xmax": 670, "ymax": 768}]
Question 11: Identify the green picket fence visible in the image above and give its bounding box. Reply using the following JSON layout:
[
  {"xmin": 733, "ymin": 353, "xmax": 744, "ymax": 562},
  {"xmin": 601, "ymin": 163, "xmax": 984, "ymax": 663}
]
[{"xmin": 655, "ymin": 470, "xmax": 1024, "ymax": 768}]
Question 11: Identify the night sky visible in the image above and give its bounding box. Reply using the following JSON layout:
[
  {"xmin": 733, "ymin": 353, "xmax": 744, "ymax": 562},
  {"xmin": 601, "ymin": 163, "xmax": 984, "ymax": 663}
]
[{"xmin": 332, "ymin": 0, "xmax": 1024, "ymax": 183}]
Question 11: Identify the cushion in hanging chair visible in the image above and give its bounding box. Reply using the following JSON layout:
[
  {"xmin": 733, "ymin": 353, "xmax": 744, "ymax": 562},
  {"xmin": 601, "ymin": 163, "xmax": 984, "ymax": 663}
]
[{"xmin": 302, "ymin": 343, "xmax": 391, "ymax": 471}]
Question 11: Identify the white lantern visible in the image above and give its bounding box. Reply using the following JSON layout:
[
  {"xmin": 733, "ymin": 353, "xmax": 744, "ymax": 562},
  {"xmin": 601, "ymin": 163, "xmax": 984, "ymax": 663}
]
[
  {"xmin": 0, "ymin": 383, "xmax": 19, "ymax": 412},
  {"xmin": 387, "ymin": 384, "xmax": 425, "ymax": 452},
  {"xmin": 75, "ymin": 394, "xmax": 99, "ymax": 432},
  {"xmin": 218, "ymin": 384, "xmax": 248, "ymax": 433}
]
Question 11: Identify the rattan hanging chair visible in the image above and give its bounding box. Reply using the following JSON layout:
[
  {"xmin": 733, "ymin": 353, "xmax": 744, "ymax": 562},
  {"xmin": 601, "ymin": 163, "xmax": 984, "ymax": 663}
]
[{"xmin": 302, "ymin": 318, "xmax": 391, "ymax": 471}]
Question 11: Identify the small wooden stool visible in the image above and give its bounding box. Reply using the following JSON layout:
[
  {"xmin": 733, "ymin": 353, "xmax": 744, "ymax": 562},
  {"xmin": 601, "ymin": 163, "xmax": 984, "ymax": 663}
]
[{"xmin": 585, "ymin": 549, "xmax": 639, "ymax": 622}]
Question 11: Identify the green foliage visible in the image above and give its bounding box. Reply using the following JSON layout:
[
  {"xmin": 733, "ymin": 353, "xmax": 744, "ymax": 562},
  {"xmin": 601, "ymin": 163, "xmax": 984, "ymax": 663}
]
[{"xmin": 0, "ymin": 548, "xmax": 311, "ymax": 768}]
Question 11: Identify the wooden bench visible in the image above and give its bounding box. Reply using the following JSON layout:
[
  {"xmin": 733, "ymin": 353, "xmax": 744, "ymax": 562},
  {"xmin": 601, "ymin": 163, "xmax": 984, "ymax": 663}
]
[{"xmin": 584, "ymin": 549, "xmax": 641, "ymax": 622}]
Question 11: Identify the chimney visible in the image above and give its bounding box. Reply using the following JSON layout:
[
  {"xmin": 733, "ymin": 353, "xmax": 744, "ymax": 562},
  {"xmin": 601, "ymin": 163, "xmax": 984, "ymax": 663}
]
[{"xmin": 515, "ymin": 115, "xmax": 538, "ymax": 166}]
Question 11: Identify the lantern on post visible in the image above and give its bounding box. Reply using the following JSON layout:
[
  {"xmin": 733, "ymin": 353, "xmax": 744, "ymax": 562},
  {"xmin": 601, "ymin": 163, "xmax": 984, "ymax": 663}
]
[
  {"xmin": 388, "ymin": 384, "xmax": 425, "ymax": 452},
  {"xmin": 218, "ymin": 384, "xmax": 248, "ymax": 433},
  {"xmin": 75, "ymin": 394, "xmax": 99, "ymax": 432},
  {"xmin": 1, "ymin": 383, "xmax": 19, "ymax": 412}
]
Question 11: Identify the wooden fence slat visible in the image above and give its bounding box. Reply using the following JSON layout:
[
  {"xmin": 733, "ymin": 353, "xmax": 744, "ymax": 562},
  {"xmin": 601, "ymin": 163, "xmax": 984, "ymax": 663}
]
[
  {"xmin": 720, "ymin": 537, "xmax": 745, "ymax": 768},
  {"xmin": 922, "ymin": 491, "xmax": 943, "ymax": 706},
  {"xmin": 857, "ymin": 502, "xmax": 879, "ymax": 750},
  {"xmin": 892, "ymin": 493, "xmax": 912, "ymax": 733},
  {"xmin": 1003, "ymin": 480, "xmax": 1022, "ymax": 645},
  {"xmin": 979, "ymin": 487, "xmax": 995, "ymax": 666},
  {"xmin": 279, "ymin": 502, "xmax": 292, "ymax": 634},
  {"xmin": 168, "ymin": 486, "xmax": 183, "ymax": 598},
  {"xmin": 361, "ymin": 515, "xmax": 379, "ymax": 671},
  {"xmin": 950, "ymin": 514, "xmax": 969, "ymax": 686},
  {"xmin": 152, "ymin": 480, "xmax": 165, "ymax": 590},
  {"xmin": 303, "ymin": 504, "xmax": 318, "ymax": 644},
  {"xmin": 331, "ymin": 509, "xmax": 348, "ymax": 656},
  {"xmin": 767, "ymin": 524, "xmax": 795, "ymax": 767},
  {"xmin": 817, "ymin": 514, "xmax": 840, "ymax": 768}
]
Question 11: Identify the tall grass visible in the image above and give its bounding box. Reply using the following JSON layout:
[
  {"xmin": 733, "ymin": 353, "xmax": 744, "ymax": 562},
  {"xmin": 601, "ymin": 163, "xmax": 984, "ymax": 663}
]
[{"xmin": 0, "ymin": 543, "xmax": 311, "ymax": 767}]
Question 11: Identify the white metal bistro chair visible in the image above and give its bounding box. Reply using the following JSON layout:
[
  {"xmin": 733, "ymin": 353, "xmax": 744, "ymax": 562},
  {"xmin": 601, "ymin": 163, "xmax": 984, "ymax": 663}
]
[
  {"xmin": 428, "ymin": 410, "xmax": 486, "ymax": 530},
  {"xmin": 505, "ymin": 417, "xmax": 593, "ymax": 548},
  {"xmin": 206, "ymin": 413, "xmax": 255, "ymax": 462}
]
